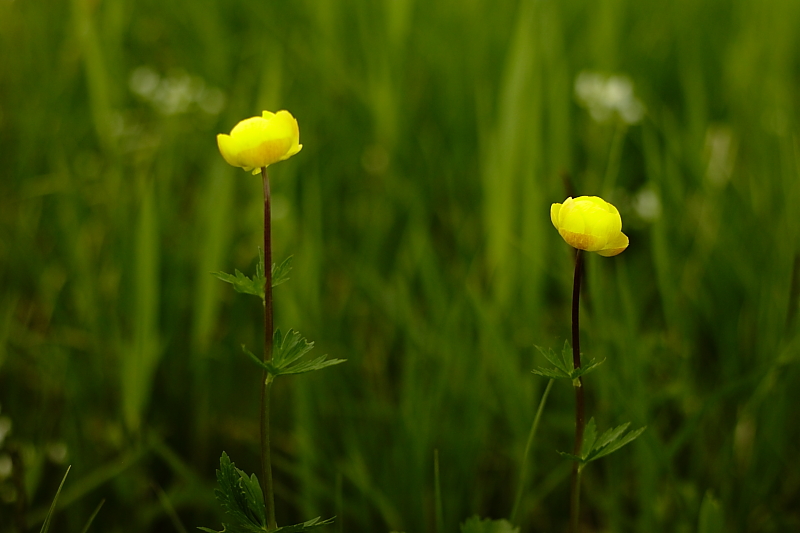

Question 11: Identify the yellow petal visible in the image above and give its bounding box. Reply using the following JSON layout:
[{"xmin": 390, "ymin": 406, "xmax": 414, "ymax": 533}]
[
  {"xmin": 550, "ymin": 203, "xmax": 563, "ymax": 229},
  {"xmin": 217, "ymin": 110, "xmax": 302, "ymax": 171},
  {"xmin": 217, "ymin": 133, "xmax": 240, "ymax": 167},
  {"xmin": 597, "ymin": 232, "xmax": 629, "ymax": 257},
  {"xmin": 550, "ymin": 195, "xmax": 627, "ymax": 256},
  {"xmin": 559, "ymin": 229, "xmax": 605, "ymax": 251}
]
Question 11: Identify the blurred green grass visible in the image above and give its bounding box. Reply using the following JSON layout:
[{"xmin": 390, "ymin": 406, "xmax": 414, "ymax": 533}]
[{"xmin": 1, "ymin": 0, "xmax": 799, "ymax": 531}]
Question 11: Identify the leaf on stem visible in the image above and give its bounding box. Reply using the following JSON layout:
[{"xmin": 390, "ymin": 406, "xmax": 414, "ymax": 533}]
[
  {"xmin": 531, "ymin": 342, "xmax": 605, "ymax": 383},
  {"xmin": 271, "ymin": 255, "xmax": 293, "ymax": 288},
  {"xmin": 199, "ymin": 452, "xmax": 266, "ymax": 533},
  {"xmin": 241, "ymin": 330, "xmax": 346, "ymax": 378},
  {"xmin": 272, "ymin": 516, "xmax": 336, "ymax": 532},
  {"xmin": 558, "ymin": 418, "xmax": 646, "ymax": 470},
  {"xmin": 212, "ymin": 250, "xmax": 295, "ymax": 302}
]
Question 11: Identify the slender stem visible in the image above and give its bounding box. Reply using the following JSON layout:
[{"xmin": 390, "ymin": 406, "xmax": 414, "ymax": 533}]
[
  {"xmin": 570, "ymin": 468, "xmax": 582, "ymax": 533},
  {"xmin": 260, "ymin": 167, "xmax": 277, "ymax": 530},
  {"xmin": 510, "ymin": 378, "xmax": 555, "ymax": 525},
  {"xmin": 262, "ymin": 167, "xmax": 274, "ymax": 361},
  {"xmin": 569, "ymin": 249, "xmax": 585, "ymax": 533}
]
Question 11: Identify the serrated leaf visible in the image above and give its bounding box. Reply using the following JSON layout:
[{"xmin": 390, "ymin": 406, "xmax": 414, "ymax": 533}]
[
  {"xmin": 560, "ymin": 340, "xmax": 574, "ymax": 373},
  {"xmin": 531, "ymin": 367, "xmax": 569, "ymax": 380},
  {"xmin": 460, "ymin": 515, "xmax": 520, "ymax": 533},
  {"xmin": 214, "ymin": 251, "xmax": 294, "ymax": 304},
  {"xmin": 203, "ymin": 452, "xmax": 266, "ymax": 533},
  {"xmin": 275, "ymin": 356, "xmax": 347, "ymax": 376},
  {"xmin": 581, "ymin": 418, "xmax": 598, "ymax": 458},
  {"xmin": 535, "ymin": 345, "xmax": 570, "ymax": 374},
  {"xmin": 592, "ymin": 422, "xmax": 631, "ymax": 454},
  {"xmin": 589, "ymin": 426, "xmax": 646, "ymax": 461},
  {"xmin": 557, "ymin": 451, "xmax": 584, "ymax": 462},
  {"xmin": 559, "ymin": 423, "xmax": 646, "ymax": 467},
  {"xmin": 270, "ymin": 329, "xmax": 346, "ymax": 377},
  {"xmin": 531, "ymin": 341, "xmax": 607, "ymax": 384},
  {"xmin": 272, "ymin": 256, "xmax": 293, "ymax": 288},
  {"xmin": 571, "ymin": 358, "xmax": 606, "ymax": 379},
  {"xmin": 239, "ymin": 471, "xmax": 266, "ymax": 526},
  {"xmin": 272, "ymin": 516, "xmax": 335, "ymax": 532},
  {"xmin": 213, "ymin": 268, "xmax": 265, "ymax": 301},
  {"xmin": 273, "ymin": 329, "xmax": 316, "ymax": 369},
  {"xmin": 256, "ymin": 248, "xmax": 265, "ymax": 280}
]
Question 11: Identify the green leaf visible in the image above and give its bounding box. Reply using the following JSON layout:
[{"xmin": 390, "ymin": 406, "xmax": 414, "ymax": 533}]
[
  {"xmin": 78, "ymin": 500, "xmax": 105, "ymax": 533},
  {"xmin": 531, "ymin": 342, "xmax": 605, "ymax": 383},
  {"xmin": 40, "ymin": 466, "xmax": 71, "ymax": 533},
  {"xmin": 200, "ymin": 452, "xmax": 266, "ymax": 533},
  {"xmin": 558, "ymin": 422, "xmax": 646, "ymax": 468},
  {"xmin": 589, "ymin": 425, "xmax": 646, "ymax": 461},
  {"xmin": 580, "ymin": 418, "xmax": 598, "ymax": 458},
  {"xmin": 557, "ymin": 451, "xmax": 584, "ymax": 462},
  {"xmin": 559, "ymin": 340, "xmax": 574, "ymax": 373},
  {"xmin": 460, "ymin": 516, "xmax": 520, "ymax": 533},
  {"xmin": 570, "ymin": 358, "xmax": 606, "ymax": 380},
  {"xmin": 536, "ymin": 345, "xmax": 570, "ymax": 374},
  {"xmin": 272, "ymin": 355, "xmax": 347, "ymax": 376},
  {"xmin": 213, "ymin": 268, "xmax": 264, "ymax": 300},
  {"xmin": 271, "ymin": 255, "xmax": 293, "ymax": 288},
  {"xmin": 273, "ymin": 328, "xmax": 316, "ymax": 369},
  {"xmin": 273, "ymin": 516, "xmax": 336, "ymax": 532},
  {"xmin": 530, "ymin": 367, "xmax": 568, "ymax": 380},
  {"xmin": 592, "ymin": 422, "xmax": 632, "ymax": 454},
  {"xmin": 270, "ymin": 329, "xmax": 346, "ymax": 377},
  {"xmin": 213, "ymin": 251, "xmax": 295, "ymax": 303}
]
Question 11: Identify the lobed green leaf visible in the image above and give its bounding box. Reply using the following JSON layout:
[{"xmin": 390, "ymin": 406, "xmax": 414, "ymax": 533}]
[
  {"xmin": 580, "ymin": 418, "xmax": 598, "ymax": 458},
  {"xmin": 589, "ymin": 425, "xmax": 646, "ymax": 461},
  {"xmin": 242, "ymin": 331, "xmax": 346, "ymax": 378},
  {"xmin": 200, "ymin": 452, "xmax": 267, "ymax": 533},
  {"xmin": 213, "ymin": 251, "xmax": 295, "ymax": 303},
  {"xmin": 273, "ymin": 516, "xmax": 336, "ymax": 532},
  {"xmin": 271, "ymin": 255, "xmax": 293, "ymax": 287}
]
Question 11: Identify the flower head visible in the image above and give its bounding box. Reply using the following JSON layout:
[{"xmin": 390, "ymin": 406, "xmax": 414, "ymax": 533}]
[
  {"xmin": 217, "ymin": 110, "xmax": 302, "ymax": 174},
  {"xmin": 550, "ymin": 196, "xmax": 629, "ymax": 257}
]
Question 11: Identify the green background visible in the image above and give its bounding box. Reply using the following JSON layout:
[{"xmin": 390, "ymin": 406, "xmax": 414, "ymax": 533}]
[{"xmin": 1, "ymin": 0, "xmax": 799, "ymax": 531}]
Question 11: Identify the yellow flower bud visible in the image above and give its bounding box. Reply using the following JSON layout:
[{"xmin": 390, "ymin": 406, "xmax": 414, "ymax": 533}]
[
  {"xmin": 217, "ymin": 110, "xmax": 303, "ymax": 174},
  {"xmin": 550, "ymin": 196, "xmax": 629, "ymax": 257}
]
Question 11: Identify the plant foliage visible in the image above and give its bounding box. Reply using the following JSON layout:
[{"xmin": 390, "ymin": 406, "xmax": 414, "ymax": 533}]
[
  {"xmin": 213, "ymin": 251, "xmax": 294, "ymax": 302},
  {"xmin": 242, "ymin": 329, "xmax": 346, "ymax": 378},
  {"xmin": 199, "ymin": 453, "xmax": 335, "ymax": 533},
  {"xmin": 531, "ymin": 341, "xmax": 605, "ymax": 385},
  {"xmin": 558, "ymin": 418, "xmax": 646, "ymax": 472}
]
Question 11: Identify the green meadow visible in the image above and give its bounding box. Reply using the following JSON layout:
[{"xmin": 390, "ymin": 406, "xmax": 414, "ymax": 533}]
[{"xmin": 1, "ymin": 0, "xmax": 799, "ymax": 531}]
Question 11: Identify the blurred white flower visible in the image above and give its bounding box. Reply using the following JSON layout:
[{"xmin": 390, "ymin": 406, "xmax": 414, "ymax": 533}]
[
  {"xmin": 633, "ymin": 188, "xmax": 662, "ymax": 222},
  {"xmin": 129, "ymin": 66, "xmax": 226, "ymax": 116},
  {"xmin": 46, "ymin": 442, "xmax": 68, "ymax": 464},
  {"xmin": 575, "ymin": 71, "xmax": 644, "ymax": 125}
]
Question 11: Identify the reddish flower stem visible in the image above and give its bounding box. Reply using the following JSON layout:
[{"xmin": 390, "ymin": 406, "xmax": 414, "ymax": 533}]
[
  {"xmin": 569, "ymin": 250, "xmax": 585, "ymax": 533},
  {"xmin": 260, "ymin": 167, "xmax": 277, "ymax": 530}
]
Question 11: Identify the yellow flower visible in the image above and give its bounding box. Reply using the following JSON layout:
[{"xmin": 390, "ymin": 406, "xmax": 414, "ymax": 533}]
[
  {"xmin": 550, "ymin": 196, "xmax": 629, "ymax": 257},
  {"xmin": 217, "ymin": 110, "xmax": 302, "ymax": 174}
]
